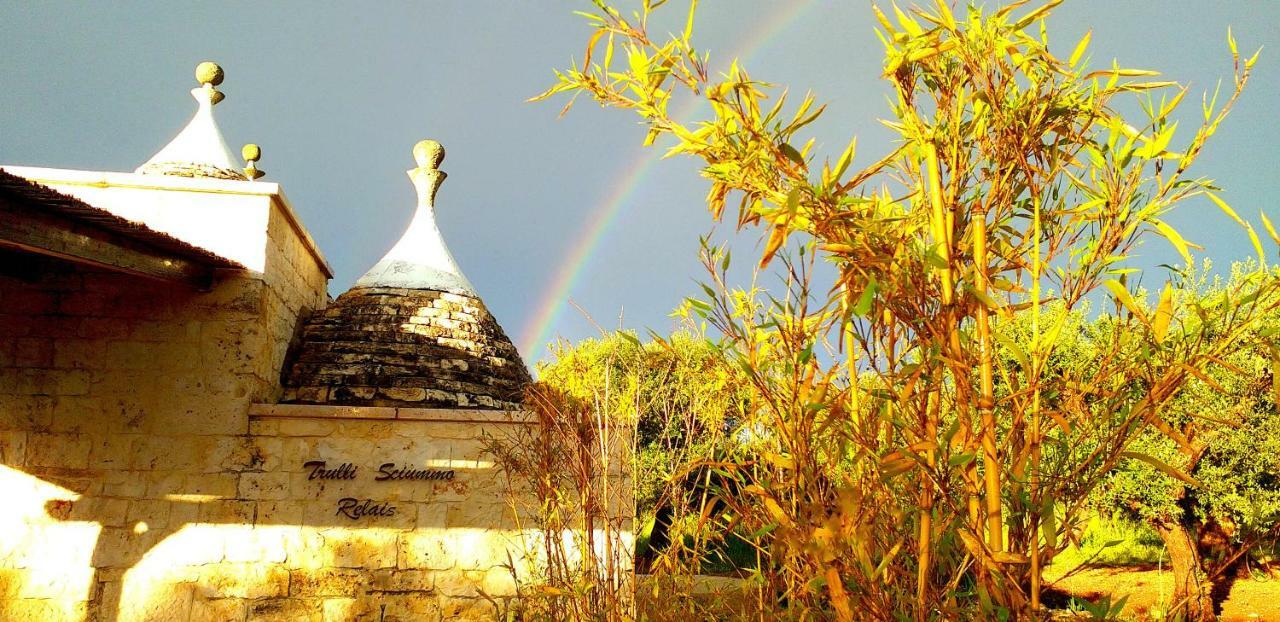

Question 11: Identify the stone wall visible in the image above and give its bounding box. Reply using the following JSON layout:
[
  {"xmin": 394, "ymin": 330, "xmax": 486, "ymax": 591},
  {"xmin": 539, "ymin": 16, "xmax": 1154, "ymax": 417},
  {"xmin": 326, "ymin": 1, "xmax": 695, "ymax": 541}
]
[
  {"xmin": 0, "ymin": 175, "xmax": 632, "ymax": 621},
  {"xmin": 0, "ymin": 197, "xmax": 336, "ymax": 621}
]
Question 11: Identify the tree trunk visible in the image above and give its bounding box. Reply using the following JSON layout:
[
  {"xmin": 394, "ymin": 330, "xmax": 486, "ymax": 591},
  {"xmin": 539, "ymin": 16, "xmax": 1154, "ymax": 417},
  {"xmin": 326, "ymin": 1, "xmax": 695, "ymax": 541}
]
[{"xmin": 1152, "ymin": 517, "xmax": 1215, "ymax": 621}]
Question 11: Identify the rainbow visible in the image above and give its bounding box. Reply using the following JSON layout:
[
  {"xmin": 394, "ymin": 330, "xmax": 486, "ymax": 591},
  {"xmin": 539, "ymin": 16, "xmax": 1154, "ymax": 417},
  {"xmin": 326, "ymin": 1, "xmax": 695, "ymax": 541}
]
[{"xmin": 518, "ymin": 0, "xmax": 815, "ymax": 361}]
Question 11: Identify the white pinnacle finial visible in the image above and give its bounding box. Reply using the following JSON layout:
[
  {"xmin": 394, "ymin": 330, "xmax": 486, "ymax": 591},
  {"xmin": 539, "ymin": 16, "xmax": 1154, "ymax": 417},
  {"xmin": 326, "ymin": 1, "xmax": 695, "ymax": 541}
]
[
  {"xmin": 136, "ymin": 62, "xmax": 246, "ymax": 180},
  {"xmin": 354, "ymin": 140, "xmax": 477, "ymax": 295}
]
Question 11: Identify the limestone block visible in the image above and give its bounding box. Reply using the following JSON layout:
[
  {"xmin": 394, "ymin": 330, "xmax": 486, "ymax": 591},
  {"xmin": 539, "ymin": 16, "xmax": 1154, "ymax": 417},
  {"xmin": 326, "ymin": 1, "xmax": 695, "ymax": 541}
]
[
  {"xmin": 0, "ymin": 597, "xmax": 89, "ymax": 622},
  {"xmin": 432, "ymin": 571, "xmax": 482, "ymax": 599},
  {"xmin": 277, "ymin": 419, "xmax": 335, "ymax": 438},
  {"xmin": 16, "ymin": 564, "xmax": 95, "ymax": 600},
  {"xmin": 54, "ymin": 370, "xmax": 91, "ymax": 396},
  {"xmin": 159, "ymin": 399, "xmax": 250, "ymax": 437},
  {"xmin": 26, "ymin": 433, "xmax": 90, "ymax": 469},
  {"xmin": 396, "ymin": 532, "xmax": 456, "ymax": 571},
  {"xmin": 446, "ymin": 501, "xmax": 515, "ymax": 531},
  {"xmin": 92, "ymin": 527, "xmax": 161, "ymax": 568},
  {"xmin": 200, "ymin": 564, "xmax": 289, "ymax": 599},
  {"xmin": 69, "ymin": 496, "xmax": 129, "ymax": 527},
  {"xmin": 0, "ymin": 568, "xmax": 25, "ymax": 597},
  {"xmin": 320, "ymin": 597, "xmax": 378, "ymax": 622},
  {"xmin": 414, "ymin": 501, "xmax": 449, "ymax": 528},
  {"xmin": 200, "ymin": 320, "xmax": 265, "ymax": 375},
  {"xmin": 13, "ymin": 337, "xmax": 53, "ymax": 367},
  {"xmin": 239, "ymin": 472, "xmax": 290, "ymax": 500},
  {"xmin": 117, "ymin": 581, "xmax": 198, "ymax": 621},
  {"xmin": 126, "ymin": 500, "xmax": 169, "ymax": 531},
  {"xmin": 378, "ymin": 387, "xmax": 426, "ymax": 402},
  {"xmin": 256, "ymin": 501, "xmax": 303, "ymax": 525},
  {"xmin": 246, "ymin": 437, "xmax": 283, "ymax": 472},
  {"xmin": 249, "ymin": 418, "xmax": 280, "ymax": 437},
  {"xmin": 183, "ymin": 473, "xmax": 239, "ymax": 498},
  {"xmin": 101, "ymin": 470, "xmax": 148, "ymax": 498},
  {"xmin": 170, "ymin": 499, "xmax": 202, "ymax": 526},
  {"xmin": 199, "ymin": 499, "xmax": 257, "ymax": 524},
  {"xmin": 288, "ymin": 568, "xmax": 368, "ymax": 598},
  {"xmin": 143, "ymin": 471, "xmax": 186, "ymax": 497},
  {"xmin": 376, "ymin": 594, "xmax": 444, "ymax": 622},
  {"xmin": 393, "ymin": 421, "xmax": 476, "ymax": 440},
  {"xmin": 481, "ymin": 566, "xmax": 519, "ymax": 597},
  {"xmin": 57, "ymin": 290, "xmax": 109, "ymax": 316},
  {"xmin": 87, "ymin": 433, "xmax": 138, "ymax": 470},
  {"xmin": 323, "ymin": 530, "xmax": 398, "ymax": 569},
  {"xmin": 281, "ymin": 528, "xmax": 328, "ymax": 569},
  {"xmin": 188, "ymin": 596, "xmax": 247, "ymax": 622},
  {"xmin": 130, "ymin": 319, "xmax": 201, "ymax": 343},
  {"xmin": 0, "ymin": 430, "xmax": 27, "ymax": 465},
  {"xmin": 104, "ymin": 341, "xmax": 156, "ymax": 371},
  {"xmin": 369, "ymin": 568, "xmax": 436, "ymax": 593},
  {"xmin": 133, "ymin": 436, "xmax": 198, "ymax": 471},
  {"xmin": 50, "ymin": 340, "xmax": 106, "ymax": 368},
  {"xmin": 49, "ymin": 395, "xmax": 103, "ymax": 433},
  {"xmin": 0, "ymin": 395, "xmax": 53, "ymax": 430},
  {"xmin": 193, "ymin": 275, "xmax": 266, "ymax": 316},
  {"xmin": 246, "ymin": 597, "xmax": 322, "ymax": 622},
  {"xmin": 438, "ymin": 597, "xmax": 504, "ymax": 622},
  {"xmin": 224, "ymin": 528, "xmax": 288, "ymax": 564},
  {"xmin": 77, "ymin": 317, "xmax": 131, "ymax": 340}
]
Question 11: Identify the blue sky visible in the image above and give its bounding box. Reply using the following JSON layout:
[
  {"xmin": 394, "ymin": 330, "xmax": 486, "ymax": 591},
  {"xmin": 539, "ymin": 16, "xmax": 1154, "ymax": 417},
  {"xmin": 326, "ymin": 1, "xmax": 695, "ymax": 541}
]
[{"xmin": 2, "ymin": 1, "xmax": 1277, "ymax": 365}]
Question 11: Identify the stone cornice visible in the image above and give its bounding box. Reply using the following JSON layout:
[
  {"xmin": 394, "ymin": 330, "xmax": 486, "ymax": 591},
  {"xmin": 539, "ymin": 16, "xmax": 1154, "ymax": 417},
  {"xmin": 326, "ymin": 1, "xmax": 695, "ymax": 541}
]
[{"xmin": 249, "ymin": 403, "xmax": 536, "ymax": 424}]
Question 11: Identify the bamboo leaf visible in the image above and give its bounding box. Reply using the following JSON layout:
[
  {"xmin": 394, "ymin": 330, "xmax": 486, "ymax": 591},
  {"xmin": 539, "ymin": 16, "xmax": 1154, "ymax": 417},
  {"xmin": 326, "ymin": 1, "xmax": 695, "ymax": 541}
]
[
  {"xmin": 780, "ymin": 142, "xmax": 807, "ymax": 168},
  {"xmin": 1041, "ymin": 496, "xmax": 1058, "ymax": 549},
  {"xmin": 1178, "ymin": 362, "xmax": 1230, "ymax": 394},
  {"xmin": 1134, "ymin": 122, "xmax": 1177, "ymax": 158},
  {"xmin": 1152, "ymin": 283, "xmax": 1173, "ymax": 343},
  {"xmin": 682, "ymin": 0, "xmax": 698, "ymax": 43},
  {"xmin": 1012, "ymin": 0, "xmax": 1063, "ymax": 31},
  {"xmin": 1103, "ymin": 280, "xmax": 1147, "ymax": 324},
  {"xmin": 1152, "ymin": 218, "xmax": 1197, "ymax": 266},
  {"xmin": 854, "ymin": 277, "xmax": 879, "ymax": 317},
  {"xmin": 1207, "ymin": 192, "xmax": 1265, "ymax": 267},
  {"xmin": 994, "ymin": 331, "xmax": 1030, "ymax": 372},
  {"xmin": 1120, "ymin": 451, "xmax": 1202, "ymax": 487},
  {"xmin": 760, "ymin": 226, "xmax": 787, "ymax": 269},
  {"xmin": 1068, "ymin": 30, "xmax": 1091, "ymax": 67},
  {"xmin": 1261, "ymin": 211, "xmax": 1280, "ymax": 248}
]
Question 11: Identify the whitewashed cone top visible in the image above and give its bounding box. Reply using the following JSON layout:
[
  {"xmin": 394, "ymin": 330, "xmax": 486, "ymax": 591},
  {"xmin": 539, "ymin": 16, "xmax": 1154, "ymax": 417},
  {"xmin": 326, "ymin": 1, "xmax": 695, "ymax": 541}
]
[
  {"xmin": 136, "ymin": 62, "xmax": 246, "ymax": 180},
  {"xmin": 353, "ymin": 140, "xmax": 478, "ymax": 296}
]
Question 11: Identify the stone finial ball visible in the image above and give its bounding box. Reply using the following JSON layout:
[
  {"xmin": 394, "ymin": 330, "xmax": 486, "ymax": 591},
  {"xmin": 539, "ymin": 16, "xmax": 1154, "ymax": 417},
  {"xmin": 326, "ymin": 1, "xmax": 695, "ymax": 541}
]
[
  {"xmin": 242, "ymin": 144, "xmax": 261, "ymax": 162},
  {"xmin": 412, "ymin": 139, "xmax": 445, "ymax": 169},
  {"xmin": 195, "ymin": 61, "xmax": 224, "ymax": 86}
]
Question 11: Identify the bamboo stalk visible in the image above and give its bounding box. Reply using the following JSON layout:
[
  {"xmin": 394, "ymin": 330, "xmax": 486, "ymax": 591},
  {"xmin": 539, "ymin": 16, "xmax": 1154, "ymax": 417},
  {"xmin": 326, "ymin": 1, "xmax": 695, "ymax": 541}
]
[
  {"xmin": 1030, "ymin": 194, "xmax": 1043, "ymax": 612},
  {"xmin": 972, "ymin": 205, "xmax": 1004, "ymax": 553},
  {"xmin": 920, "ymin": 140, "xmax": 949, "ymax": 616}
]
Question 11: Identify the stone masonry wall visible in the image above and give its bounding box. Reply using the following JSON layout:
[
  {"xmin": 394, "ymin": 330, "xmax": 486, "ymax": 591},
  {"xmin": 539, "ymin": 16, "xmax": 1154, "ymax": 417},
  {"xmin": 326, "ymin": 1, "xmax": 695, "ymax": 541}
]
[{"xmin": 0, "ymin": 201, "xmax": 331, "ymax": 621}]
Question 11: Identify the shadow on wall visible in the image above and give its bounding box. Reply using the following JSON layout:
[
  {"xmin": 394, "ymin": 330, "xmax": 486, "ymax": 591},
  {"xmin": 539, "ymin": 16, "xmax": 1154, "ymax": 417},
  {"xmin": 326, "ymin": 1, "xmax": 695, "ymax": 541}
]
[
  {"xmin": 5, "ymin": 452, "xmax": 527, "ymax": 621},
  {"xmin": 0, "ymin": 254, "xmax": 534, "ymax": 621}
]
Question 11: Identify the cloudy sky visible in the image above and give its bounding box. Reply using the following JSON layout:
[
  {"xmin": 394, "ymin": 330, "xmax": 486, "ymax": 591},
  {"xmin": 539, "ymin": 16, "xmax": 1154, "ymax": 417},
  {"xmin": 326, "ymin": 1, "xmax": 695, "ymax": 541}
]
[{"xmin": 2, "ymin": 1, "xmax": 1277, "ymax": 366}]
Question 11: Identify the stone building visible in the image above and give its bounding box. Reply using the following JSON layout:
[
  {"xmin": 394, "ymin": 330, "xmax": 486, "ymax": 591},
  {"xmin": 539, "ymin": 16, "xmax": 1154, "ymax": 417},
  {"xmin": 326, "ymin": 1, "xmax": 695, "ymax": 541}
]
[{"xmin": 0, "ymin": 63, "xmax": 564, "ymax": 621}]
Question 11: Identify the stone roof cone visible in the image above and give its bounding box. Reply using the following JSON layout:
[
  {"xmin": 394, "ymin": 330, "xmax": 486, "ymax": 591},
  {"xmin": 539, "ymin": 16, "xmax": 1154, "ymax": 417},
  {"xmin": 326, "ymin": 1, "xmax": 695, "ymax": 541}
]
[
  {"xmin": 136, "ymin": 62, "xmax": 246, "ymax": 180},
  {"xmin": 280, "ymin": 140, "xmax": 530, "ymax": 410}
]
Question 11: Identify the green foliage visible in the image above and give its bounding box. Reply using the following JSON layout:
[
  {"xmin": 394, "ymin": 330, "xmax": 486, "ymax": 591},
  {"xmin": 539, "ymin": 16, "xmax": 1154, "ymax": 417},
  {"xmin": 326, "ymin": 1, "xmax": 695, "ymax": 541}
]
[
  {"xmin": 1091, "ymin": 266, "xmax": 1280, "ymax": 538},
  {"xmin": 1050, "ymin": 515, "xmax": 1166, "ymax": 569},
  {"xmin": 538, "ymin": 331, "xmax": 749, "ymax": 520}
]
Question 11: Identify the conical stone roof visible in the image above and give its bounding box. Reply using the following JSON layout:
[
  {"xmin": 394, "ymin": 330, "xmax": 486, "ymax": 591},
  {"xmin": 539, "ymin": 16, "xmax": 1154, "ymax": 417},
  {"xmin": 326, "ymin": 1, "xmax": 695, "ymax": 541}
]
[{"xmin": 280, "ymin": 140, "xmax": 530, "ymax": 410}]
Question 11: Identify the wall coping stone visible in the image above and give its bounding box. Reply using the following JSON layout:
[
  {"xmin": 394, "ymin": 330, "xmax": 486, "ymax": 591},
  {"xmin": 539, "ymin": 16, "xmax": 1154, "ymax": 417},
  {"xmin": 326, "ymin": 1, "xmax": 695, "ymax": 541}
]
[{"xmin": 249, "ymin": 403, "xmax": 536, "ymax": 424}]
